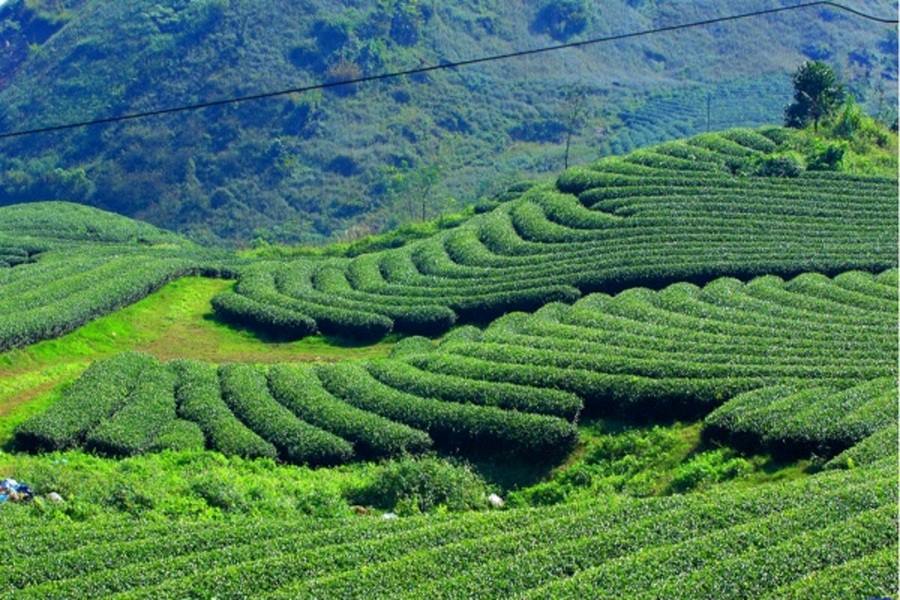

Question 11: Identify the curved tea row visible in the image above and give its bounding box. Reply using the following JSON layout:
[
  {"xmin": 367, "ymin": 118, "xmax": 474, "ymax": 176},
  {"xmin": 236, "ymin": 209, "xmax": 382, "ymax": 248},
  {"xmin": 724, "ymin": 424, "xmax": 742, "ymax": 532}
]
[
  {"xmin": 215, "ymin": 128, "xmax": 898, "ymax": 340},
  {"xmin": 0, "ymin": 202, "xmax": 235, "ymax": 351},
  {"xmin": 16, "ymin": 269, "xmax": 896, "ymax": 464}
]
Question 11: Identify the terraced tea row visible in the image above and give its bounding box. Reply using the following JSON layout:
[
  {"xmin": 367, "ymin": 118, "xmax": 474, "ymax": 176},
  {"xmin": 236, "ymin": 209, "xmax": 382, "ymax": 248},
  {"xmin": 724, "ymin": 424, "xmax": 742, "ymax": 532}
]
[
  {"xmin": 215, "ymin": 128, "xmax": 898, "ymax": 340},
  {"xmin": 706, "ymin": 378, "xmax": 898, "ymax": 456},
  {"xmin": 16, "ymin": 268, "xmax": 896, "ymax": 463},
  {"xmin": 403, "ymin": 268, "xmax": 896, "ymax": 454},
  {"xmin": 0, "ymin": 202, "xmax": 235, "ymax": 351},
  {"xmin": 600, "ymin": 78, "xmax": 792, "ymax": 156},
  {"xmin": 3, "ymin": 461, "xmax": 894, "ymax": 598},
  {"xmin": 15, "ymin": 352, "xmax": 577, "ymax": 465}
]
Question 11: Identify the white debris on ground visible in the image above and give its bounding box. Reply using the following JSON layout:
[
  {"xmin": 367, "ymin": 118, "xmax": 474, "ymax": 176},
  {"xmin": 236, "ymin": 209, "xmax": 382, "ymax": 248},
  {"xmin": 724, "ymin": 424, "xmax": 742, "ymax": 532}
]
[{"xmin": 0, "ymin": 478, "xmax": 33, "ymax": 503}]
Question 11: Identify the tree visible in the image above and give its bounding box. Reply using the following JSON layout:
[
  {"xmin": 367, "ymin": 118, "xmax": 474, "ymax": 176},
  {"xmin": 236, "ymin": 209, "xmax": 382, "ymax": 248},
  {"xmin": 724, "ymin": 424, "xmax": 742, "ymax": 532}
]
[
  {"xmin": 561, "ymin": 86, "xmax": 590, "ymax": 170},
  {"xmin": 533, "ymin": 0, "xmax": 589, "ymax": 41},
  {"xmin": 785, "ymin": 61, "xmax": 845, "ymax": 131},
  {"xmin": 388, "ymin": 162, "xmax": 442, "ymax": 222}
]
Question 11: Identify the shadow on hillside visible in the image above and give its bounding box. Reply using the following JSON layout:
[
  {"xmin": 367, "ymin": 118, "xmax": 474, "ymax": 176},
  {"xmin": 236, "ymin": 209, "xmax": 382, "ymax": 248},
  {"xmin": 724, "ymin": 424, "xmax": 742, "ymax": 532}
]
[{"xmin": 201, "ymin": 311, "xmax": 391, "ymax": 348}]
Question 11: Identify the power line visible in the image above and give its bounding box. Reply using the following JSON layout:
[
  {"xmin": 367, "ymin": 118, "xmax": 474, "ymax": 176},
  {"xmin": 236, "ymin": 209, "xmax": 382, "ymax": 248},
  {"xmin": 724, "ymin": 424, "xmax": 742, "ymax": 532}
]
[{"xmin": 0, "ymin": 1, "xmax": 895, "ymax": 140}]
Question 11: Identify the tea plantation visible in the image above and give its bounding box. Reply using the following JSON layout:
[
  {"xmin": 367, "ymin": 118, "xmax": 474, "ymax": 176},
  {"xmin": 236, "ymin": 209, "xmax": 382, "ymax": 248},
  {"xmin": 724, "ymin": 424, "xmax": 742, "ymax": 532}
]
[
  {"xmin": 212, "ymin": 128, "xmax": 897, "ymax": 339},
  {"xmin": 0, "ymin": 125, "xmax": 897, "ymax": 598},
  {"xmin": 15, "ymin": 268, "xmax": 897, "ymax": 467},
  {"xmin": 0, "ymin": 202, "xmax": 236, "ymax": 352},
  {"xmin": 1, "ymin": 460, "xmax": 894, "ymax": 598}
]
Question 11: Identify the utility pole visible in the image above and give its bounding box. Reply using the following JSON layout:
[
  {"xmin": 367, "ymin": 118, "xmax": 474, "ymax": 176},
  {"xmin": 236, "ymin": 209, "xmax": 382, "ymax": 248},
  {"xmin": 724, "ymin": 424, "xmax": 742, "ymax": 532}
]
[{"xmin": 706, "ymin": 92, "xmax": 711, "ymax": 132}]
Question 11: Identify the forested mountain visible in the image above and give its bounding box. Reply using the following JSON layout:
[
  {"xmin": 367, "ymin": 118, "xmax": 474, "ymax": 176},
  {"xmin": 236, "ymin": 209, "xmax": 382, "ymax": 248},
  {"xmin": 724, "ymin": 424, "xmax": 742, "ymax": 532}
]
[{"xmin": 0, "ymin": 0, "xmax": 895, "ymax": 245}]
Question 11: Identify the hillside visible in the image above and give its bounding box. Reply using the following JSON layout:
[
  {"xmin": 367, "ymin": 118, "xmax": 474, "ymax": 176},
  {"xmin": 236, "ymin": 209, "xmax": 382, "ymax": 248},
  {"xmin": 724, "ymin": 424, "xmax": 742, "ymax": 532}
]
[
  {"xmin": 211, "ymin": 127, "xmax": 898, "ymax": 339},
  {"xmin": 0, "ymin": 0, "xmax": 896, "ymax": 244},
  {"xmin": 0, "ymin": 124, "xmax": 897, "ymax": 598},
  {"xmin": 14, "ymin": 267, "xmax": 896, "ymax": 466}
]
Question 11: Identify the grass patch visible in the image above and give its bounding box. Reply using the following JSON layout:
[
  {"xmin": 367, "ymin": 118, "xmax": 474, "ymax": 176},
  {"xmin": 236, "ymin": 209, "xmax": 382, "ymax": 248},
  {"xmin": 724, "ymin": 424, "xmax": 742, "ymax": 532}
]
[
  {"xmin": 501, "ymin": 418, "xmax": 807, "ymax": 507},
  {"xmin": 0, "ymin": 276, "xmax": 396, "ymax": 424}
]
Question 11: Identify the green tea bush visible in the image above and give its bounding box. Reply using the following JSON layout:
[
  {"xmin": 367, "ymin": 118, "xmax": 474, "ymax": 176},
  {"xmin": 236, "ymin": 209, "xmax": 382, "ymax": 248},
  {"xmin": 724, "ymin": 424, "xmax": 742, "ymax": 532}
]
[
  {"xmin": 218, "ymin": 364, "xmax": 353, "ymax": 465},
  {"xmin": 268, "ymin": 363, "xmax": 432, "ymax": 458},
  {"xmin": 755, "ymin": 151, "xmax": 805, "ymax": 177},
  {"xmin": 171, "ymin": 360, "xmax": 277, "ymax": 459},
  {"xmin": 85, "ymin": 360, "xmax": 178, "ymax": 456},
  {"xmin": 14, "ymin": 352, "xmax": 155, "ymax": 451},
  {"xmin": 347, "ymin": 456, "xmax": 489, "ymax": 514},
  {"xmin": 213, "ymin": 129, "xmax": 895, "ymax": 342}
]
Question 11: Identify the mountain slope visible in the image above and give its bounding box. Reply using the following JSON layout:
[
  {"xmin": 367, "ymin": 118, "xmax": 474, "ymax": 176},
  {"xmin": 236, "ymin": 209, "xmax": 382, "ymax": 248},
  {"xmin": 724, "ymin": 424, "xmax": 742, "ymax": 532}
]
[
  {"xmin": 0, "ymin": 0, "xmax": 895, "ymax": 244},
  {"xmin": 213, "ymin": 127, "xmax": 899, "ymax": 340}
]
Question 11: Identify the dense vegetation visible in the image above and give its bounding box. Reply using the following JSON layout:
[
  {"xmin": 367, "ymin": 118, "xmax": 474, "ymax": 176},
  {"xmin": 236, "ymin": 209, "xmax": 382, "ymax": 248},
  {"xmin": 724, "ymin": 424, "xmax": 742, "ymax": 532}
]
[
  {"xmin": 0, "ymin": 0, "xmax": 895, "ymax": 244},
  {"xmin": 214, "ymin": 127, "xmax": 898, "ymax": 339},
  {"xmin": 0, "ymin": 202, "xmax": 234, "ymax": 351},
  {"xmin": 15, "ymin": 267, "xmax": 896, "ymax": 466},
  {"xmin": 5, "ymin": 123, "xmax": 893, "ymax": 353},
  {"xmin": 0, "ymin": 459, "xmax": 894, "ymax": 598},
  {"xmin": 1, "ymin": 118, "xmax": 897, "ymax": 597}
]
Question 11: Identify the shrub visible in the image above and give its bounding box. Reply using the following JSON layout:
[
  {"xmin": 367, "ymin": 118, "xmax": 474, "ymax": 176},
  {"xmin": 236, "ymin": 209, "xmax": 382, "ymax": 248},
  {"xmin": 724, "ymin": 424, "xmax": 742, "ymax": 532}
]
[
  {"xmin": 150, "ymin": 419, "xmax": 206, "ymax": 452},
  {"xmin": 667, "ymin": 449, "xmax": 753, "ymax": 493},
  {"xmin": 317, "ymin": 362, "xmax": 578, "ymax": 459},
  {"xmin": 218, "ymin": 363, "xmax": 353, "ymax": 465},
  {"xmin": 171, "ymin": 359, "xmax": 277, "ymax": 459},
  {"xmin": 268, "ymin": 363, "xmax": 432, "ymax": 458},
  {"xmin": 85, "ymin": 359, "xmax": 178, "ymax": 456},
  {"xmin": 210, "ymin": 290, "xmax": 316, "ymax": 338},
  {"xmin": 325, "ymin": 58, "xmax": 362, "ymax": 96},
  {"xmin": 754, "ymin": 152, "xmax": 804, "ymax": 177},
  {"xmin": 807, "ymin": 140, "xmax": 846, "ymax": 171},
  {"xmin": 190, "ymin": 474, "xmax": 248, "ymax": 513},
  {"xmin": 347, "ymin": 456, "xmax": 489, "ymax": 514},
  {"xmin": 14, "ymin": 352, "xmax": 155, "ymax": 451},
  {"xmin": 533, "ymin": 0, "xmax": 589, "ymax": 41}
]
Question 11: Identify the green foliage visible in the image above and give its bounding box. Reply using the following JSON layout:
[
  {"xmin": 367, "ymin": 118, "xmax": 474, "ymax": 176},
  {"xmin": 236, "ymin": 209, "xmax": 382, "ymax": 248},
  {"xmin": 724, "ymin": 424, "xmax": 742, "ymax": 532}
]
[
  {"xmin": 785, "ymin": 61, "xmax": 845, "ymax": 130},
  {"xmin": 667, "ymin": 449, "xmax": 753, "ymax": 493},
  {"xmin": 533, "ymin": 0, "xmax": 589, "ymax": 41},
  {"xmin": 0, "ymin": 202, "xmax": 236, "ymax": 353},
  {"xmin": 316, "ymin": 361, "xmax": 578, "ymax": 459},
  {"xmin": 13, "ymin": 352, "xmax": 155, "ymax": 451},
  {"xmin": 268, "ymin": 363, "xmax": 432, "ymax": 458},
  {"xmin": 171, "ymin": 359, "xmax": 277, "ymax": 459},
  {"xmin": 0, "ymin": 462, "xmax": 893, "ymax": 597},
  {"xmin": 754, "ymin": 151, "xmax": 804, "ymax": 177},
  {"xmin": 84, "ymin": 359, "xmax": 177, "ymax": 456},
  {"xmin": 706, "ymin": 378, "xmax": 898, "ymax": 456},
  {"xmin": 218, "ymin": 129, "xmax": 896, "ymax": 342},
  {"xmin": 1, "ymin": 2, "xmax": 893, "ymax": 245},
  {"xmin": 347, "ymin": 455, "xmax": 489, "ymax": 514},
  {"xmin": 217, "ymin": 363, "xmax": 353, "ymax": 466}
]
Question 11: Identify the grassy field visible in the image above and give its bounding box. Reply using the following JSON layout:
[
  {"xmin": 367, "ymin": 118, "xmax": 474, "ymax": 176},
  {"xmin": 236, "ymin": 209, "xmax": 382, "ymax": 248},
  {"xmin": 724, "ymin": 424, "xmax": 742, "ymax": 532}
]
[{"xmin": 0, "ymin": 276, "xmax": 395, "ymax": 445}]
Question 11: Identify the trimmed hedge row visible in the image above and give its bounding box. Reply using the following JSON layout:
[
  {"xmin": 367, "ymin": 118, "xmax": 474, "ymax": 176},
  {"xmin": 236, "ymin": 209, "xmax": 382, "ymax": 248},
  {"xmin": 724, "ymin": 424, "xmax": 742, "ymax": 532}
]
[
  {"xmin": 13, "ymin": 352, "xmax": 155, "ymax": 451},
  {"xmin": 366, "ymin": 358, "xmax": 583, "ymax": 419},
  {"xmin": 218, "ymin": 363, "xmax": 353, "ymax": 466},
  {"xmin": 210, "ymin": 128, "xmax": 896, "ymax": 342},
  {"xmin": 705, "ymin": 378, "xmax": 898, "ymax": 454},
  {"xmin": 171, "ymin": 359, "xmax": 277, "ymax": 459},
  {"xmin": 85, "ymin": 360, "xmax": 178, "ymax": 456},
  {"xmin": 210, "ymin": 289, "xmax": 316, "ymax": 338},
  {"xmin": 316, "ymin": 362, "xmax": 578, "ymax": 459},
  {"xmin": 4, "ymin": 461, "xmax": 894, "ymax": 598},
  {"xmin": 267, "ymin": 364, "xmax": 432, "ymax": 457}
]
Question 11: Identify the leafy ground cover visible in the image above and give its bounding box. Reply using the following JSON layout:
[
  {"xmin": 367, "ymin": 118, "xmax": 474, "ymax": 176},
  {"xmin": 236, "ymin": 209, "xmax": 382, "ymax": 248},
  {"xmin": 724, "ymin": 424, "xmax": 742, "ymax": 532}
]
[{"xmin": 0, "ymin": 457, "xmax": 893, "ymax": 598}]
